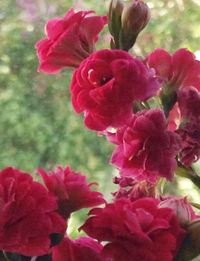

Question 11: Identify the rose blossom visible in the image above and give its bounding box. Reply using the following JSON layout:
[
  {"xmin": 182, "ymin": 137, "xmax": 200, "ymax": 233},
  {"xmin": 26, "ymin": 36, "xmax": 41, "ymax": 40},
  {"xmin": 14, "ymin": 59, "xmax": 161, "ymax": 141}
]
[
  {"xmin": 38, "ymin": 166, "xmax": 105, "ymax": 219},
  {"xmin": 71, "ymin": 49, "xmax": 160, "ymax": 131},
  {"xmin": 109, "ymin": 109, "xmax": 181, "ymax": 182},
  {"xmin": 80, "ymin": 197, "xmax": 186, "ymax": 261},
  {"xmin": 0, "ymin": 167, "xmax": 66, "ymax": 257},
  {"xmin": 52, "ymin": 236, "xmax": 103, "ymax": 261},
  {"xmin": 159, "ymin": 196, "xmax": 197, "ymax": 226},
  {"xmin": 146, "ymin": 48, "xmax": 200, "ymax": 91},
  {"xmin": 35, "ymin": 8, "xmax": 107, "ymax": 74}
]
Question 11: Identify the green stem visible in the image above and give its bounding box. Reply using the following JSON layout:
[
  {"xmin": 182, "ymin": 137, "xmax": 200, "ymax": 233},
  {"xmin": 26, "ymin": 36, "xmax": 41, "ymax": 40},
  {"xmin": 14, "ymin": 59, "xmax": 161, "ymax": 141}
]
[
  {"xmin": 176, "ymin": 162, "xmax": 200, "ymax": 189},
  {"xmin": 133, "ymin": 101, "xmax": 147, "ymax": 113},
  {"xmin": 160, "ymin": 89, "xmax": 177, "ymax": 118},
  {"xmin": 143, "ymin": 101, "xmax": 151, "ymax": 109}
]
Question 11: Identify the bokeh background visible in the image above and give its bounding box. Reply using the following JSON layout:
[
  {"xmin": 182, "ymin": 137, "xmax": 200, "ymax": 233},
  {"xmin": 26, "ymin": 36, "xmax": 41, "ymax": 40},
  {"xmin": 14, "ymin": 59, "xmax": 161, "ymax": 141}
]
[{"xmin": 1, "ymin": 0, "xmax": 200, "ymax": 237}]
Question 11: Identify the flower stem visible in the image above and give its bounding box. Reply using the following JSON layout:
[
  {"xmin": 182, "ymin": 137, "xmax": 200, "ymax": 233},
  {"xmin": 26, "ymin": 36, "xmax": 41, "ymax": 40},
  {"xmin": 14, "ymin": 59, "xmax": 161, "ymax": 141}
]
[{"xmin": 176, "ymin": 162, "xmax": 200, "ymax": 189}]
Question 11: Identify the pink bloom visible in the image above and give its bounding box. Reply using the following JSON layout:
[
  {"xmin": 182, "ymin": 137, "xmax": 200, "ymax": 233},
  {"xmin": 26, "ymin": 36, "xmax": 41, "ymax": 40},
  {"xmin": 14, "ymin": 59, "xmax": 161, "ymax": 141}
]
[
  {"xmin": 38, "ymin": 166, "xmax": 105, "ymax": 219},
  {"xmin": 159, "ymin": 196, "xmax": 197, "ymax": 226},
  {"xmin": 52, "ymin": 236, "xmax": 103, "ymax": 261},
  {"xmin": 35, "ymin": 8, "xmax": 107, "ymax": 74},
  {"xmin": 80, "ymin": 197, "xmax": 186, "ymax": 261},
  {"xmin": 0, "ymin": 167, "xmax": 66, "ymax": 257},
  {"xmin": 109, "ymin": 109, "xmax": 181, "ymax": 182},
  {"xmin": 177, "ymin": 121, "xmax": 200, "ymax": 166},
  {"xmin": 146, "ymin": 48, "xmax": 200, "ymax": 91},
  {"xmin": 177, "ymin": 87, "xmax": 200, "ymax": 122},
  {"xmin": 71, "ymin": 49, "xmax": 160, "ymax": 131}
]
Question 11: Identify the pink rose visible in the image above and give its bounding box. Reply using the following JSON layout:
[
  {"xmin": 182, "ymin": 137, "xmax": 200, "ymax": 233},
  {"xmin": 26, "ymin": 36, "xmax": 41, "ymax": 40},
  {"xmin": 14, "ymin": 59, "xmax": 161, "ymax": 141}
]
[
  {"xmin": 109, "ymin": 109, "xmax": 181, "ymax": 182},
  {"xmin": 71, "ymin": 49, "xmax": 160, "ymax": 131},
  {"xmin": 159, "ymin": 196, "xmax": 197, "ymax": 226},
  {"xmin": 0, "ymin": 167, "xmax": 66, "ymax": 257},
  {"xmin": 80, "ymin": 197, "xmax": 186, "ymax": 261},
  {"xmin": 38, "ymin": 166, "xmax": 105, "ymax": 219},
  {"xmin": 35, "ymin": 8, "xmax": 107, "ymax": 74},
  {"xmin": 52, "ymin": 237, "xmax": 103, "ymax": 261},
  {"xmin": 146, "ymin": 48, "xmax": 200, "ymax": 91}
]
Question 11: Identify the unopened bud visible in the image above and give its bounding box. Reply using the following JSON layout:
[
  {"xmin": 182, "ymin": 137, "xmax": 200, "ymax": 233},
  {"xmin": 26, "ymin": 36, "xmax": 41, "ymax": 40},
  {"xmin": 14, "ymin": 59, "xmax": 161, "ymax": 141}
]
[
  {"xmin": 159, "ymin": 197, "xmax": 196, "ymax": 226},
  {"xmin": 108, "ymin": 0, "xmax": 124, "ymax": 48},
  {"xmin": 120, "ymin": 0, "xmax": 150, "ymax": 50}
]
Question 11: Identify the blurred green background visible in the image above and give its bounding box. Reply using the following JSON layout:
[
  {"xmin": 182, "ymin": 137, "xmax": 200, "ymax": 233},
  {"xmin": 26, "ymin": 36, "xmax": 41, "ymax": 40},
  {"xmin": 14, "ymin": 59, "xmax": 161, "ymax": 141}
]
[{"xmin": 1, "ymin": 0, "xmax": 200, "ymax": 236}]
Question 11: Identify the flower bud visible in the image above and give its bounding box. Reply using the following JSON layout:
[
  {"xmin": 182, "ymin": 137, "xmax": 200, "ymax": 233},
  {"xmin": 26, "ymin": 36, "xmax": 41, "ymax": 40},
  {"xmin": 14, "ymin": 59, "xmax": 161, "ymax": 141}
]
[
  {"xmin": 108, "ymin": 0, "xmax": 124, "ymax": 48},
  {"xmin": 120, "ymin": 0, "xmax": 150, "ymax": 50},
  {"xmin": 159, "ymin": 197, "xmax": 196, "ymax": 226}
]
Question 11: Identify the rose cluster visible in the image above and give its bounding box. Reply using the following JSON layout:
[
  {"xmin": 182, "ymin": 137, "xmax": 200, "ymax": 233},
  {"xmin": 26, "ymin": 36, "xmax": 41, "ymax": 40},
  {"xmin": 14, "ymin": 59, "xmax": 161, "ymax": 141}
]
[{"xmin": 2, "ymin": 0, "xmax": 200, "ymax": 260}]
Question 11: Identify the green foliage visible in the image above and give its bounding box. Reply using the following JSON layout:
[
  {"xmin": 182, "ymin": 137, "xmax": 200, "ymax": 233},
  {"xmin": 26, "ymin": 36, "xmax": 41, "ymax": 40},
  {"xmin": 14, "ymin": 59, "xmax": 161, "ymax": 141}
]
[{"xmin": 0, "ymin": 0, "xmax": 113, "ymax": 182}]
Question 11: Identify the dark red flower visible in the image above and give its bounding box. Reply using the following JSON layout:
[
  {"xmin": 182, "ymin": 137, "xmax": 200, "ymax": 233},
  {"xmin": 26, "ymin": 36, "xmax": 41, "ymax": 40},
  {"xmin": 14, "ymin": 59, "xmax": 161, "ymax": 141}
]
[
  {"xmin": 71, "ymin": 49, "xmax": 160, "ymax": 131},
  {"xmin": 146, "ymin": 48, "xmax": 200, "ymax": 91},
  {"xmin": 109, "ymin": 109, "xmax": 181, "ymax": 182},
  {"xmin": 35, "ymin": 8, "xmax": 107, "ymax": 74},
  {"xmin": 176, "ymin": 87, "xmax": 200, "ymax": 166},
  {"xmin": 0, "ymin": 167, "xmax": 66, "ymax": 257},
  {"xmin": 80, "ymin": 197, "xmax": 186, "ymax": 261},
  {"xmin": 52, "ymin": 236, "xmax": 103, "ymax": 261},
  {"xmin": 177, "ymin": 122, "xmax": 200, "ymax": 166},
  {"xmin": 177, "ymin": 87, "xmax": 200, "ymax": 122},
  {"xmin": 38, "ymin": 166, "xmax": 105, "ymax": 219}
]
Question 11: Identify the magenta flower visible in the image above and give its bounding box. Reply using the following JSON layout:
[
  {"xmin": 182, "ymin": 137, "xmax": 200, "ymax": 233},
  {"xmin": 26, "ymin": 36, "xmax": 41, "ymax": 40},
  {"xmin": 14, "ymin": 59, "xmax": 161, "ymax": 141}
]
[
  {"xmin": 146, "ymin": 48, "xmax": 200, "ymax": 91},
  {"xmin": 38, "ymin": 166, "xmax": 105, "ymax": 219},
  {"xmin": 109, "ymin": 109, "xmax": 181, "ymax": 182},
  {"xmin": 71, "ymin": 49, "xmax": 160, "ymax": 131},
  {"xmin": 80, "ymin": 197, "xmax": 186, "ymax": 261},
  {"xmin": 0, "ymin": 167, "xmax": 66, "ymax": 257},
  {"xmin": 52, "ymin": 236, "xmax": 103, "ymax": 261},
  {"xmin": 35, "ymin": 8, "xmax": 107, "ymax": 74}
]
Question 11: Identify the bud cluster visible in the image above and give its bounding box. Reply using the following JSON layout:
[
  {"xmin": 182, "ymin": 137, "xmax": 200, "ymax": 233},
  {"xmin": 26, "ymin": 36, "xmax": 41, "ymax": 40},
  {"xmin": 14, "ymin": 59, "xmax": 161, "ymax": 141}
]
[{"xmin": 108, "ymin": 0, "xmax": 150, "ymax": 50}]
